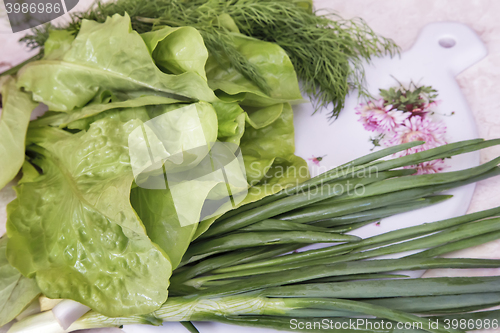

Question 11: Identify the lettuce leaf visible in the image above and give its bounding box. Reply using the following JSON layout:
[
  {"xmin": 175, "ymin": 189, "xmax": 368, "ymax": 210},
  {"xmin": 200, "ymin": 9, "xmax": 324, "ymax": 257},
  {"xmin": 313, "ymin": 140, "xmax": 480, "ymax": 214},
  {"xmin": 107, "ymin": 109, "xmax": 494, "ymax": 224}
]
[
  {"xmin": 244, "ymin": 103, "xmax": 284, "ymax": 130},
  {"xmin": 67, "ymin": 105, "xmax": 153, "ymax": 131},
  {"xmin": 213, "ymin": 102, "xmax": 244, "ymax": 138},
  {"xmin": 240, "ymin": 103, "xmax": 296, "ymax": 185},
  {"xmin": 18, "ymin": 14, "xmax": 217, "ymax": 112},
  {"xmin": 224, "ymin": 113, "xmax": 246, "ymax": 146},
  {"xmin": 142, "ymin": 26, "xmax": 208, "ymax": 79},
  {"xmin": 42, "ymin": 30, "xmax": 75, "ymax": 60},
  {"xmin": 0, "ymin": 77, "xmax": 39, "ymax": 190},
  {"xmin": 0, "ymin": 236, "xmax": 40, "ymax": 327},
  {"xmin": 129, "ymin": 102, "xmax": 218, "ymax": 176},
  {"xmin": 206, "ymin": 34, "xmax": 304, "ymax": 107},
  {"xmin": 29, "ymin": 93, "xmax": 183, "ymax": 129},
  {"xmin": 214, "ymin": 103, "xmax": 284, "ymax": 147},
  {"xmin": 242, "ymin": 154, "xmax": 309, "ymax": 205},
  {"xmin": 6, "ymin": 116, "xmax": 172, "ymax": 317},
  {"xmin": 26, "ymin": 101, "xmax": 225, "ymax": 272},
  {"xmin": 212, "ymin": 102, "xmax": 246, "ymax": 146},
  {"xmin": 130, "ymin": 135, "xmax": 249, "ymax": 269},
  {"xmin": 130, "ymin": 187, "xmax": 198, "ymax": 269}
]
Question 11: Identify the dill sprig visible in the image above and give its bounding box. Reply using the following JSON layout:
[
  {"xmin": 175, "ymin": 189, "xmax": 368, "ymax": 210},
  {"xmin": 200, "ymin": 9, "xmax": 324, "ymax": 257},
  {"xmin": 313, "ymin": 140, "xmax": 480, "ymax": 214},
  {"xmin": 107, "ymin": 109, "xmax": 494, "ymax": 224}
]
[
  {"xmin": 199, "ymin": 28, "xmax": 272, "ymax": 94},
  {"xmin": 221, "ymin": 1, "xmax": 399, "ymax": 116},
  {"xmin": 18, "ymin": 0, "xmax": 399, "ymax": 118}
]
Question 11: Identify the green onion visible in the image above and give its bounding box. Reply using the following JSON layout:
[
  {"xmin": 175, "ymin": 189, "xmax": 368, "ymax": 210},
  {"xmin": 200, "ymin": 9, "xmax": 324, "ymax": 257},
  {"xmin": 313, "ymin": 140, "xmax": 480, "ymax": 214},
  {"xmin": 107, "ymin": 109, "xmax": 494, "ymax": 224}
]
[
  {"xmin": 209, "ymin": 216, "xmax": 500, "ymax": 280},
  {"xmin": 366, "ymin": 293, "xmax": 500, "ymax": 314},
  {"xmin": 173, "ymin": 244, "xmax": 300, "ymax": 286},
  {"xmin": 185, "ymin": 258, "xmax": 500, "ymax": 295},
  {"xmin": 264, "ymin": 276, "xmax": 500, "ymax": 298},
  {"xmin": 183, "ymin": 231, "xmax": 360, "ymax": 264},
  {"xmin": 309, "ymin": 273, "xmax": 410, "ymax": 283},
  {"xmin": 205, "ymin": 309, "xmax": 500, "ymax": 333},
  {"xmin": 203, "ymin": 140, "xmax": 500, "ymax": 239},
  {"xmin": 280, "ymin": 194, "xmax": 452, "ymax": 224},
  {"xmin": 408, "ymin": 229, "xmax": 500, "ymax": 258},
  {"xmin": 211, "ymin": 206, "xmax": 500, "ymax": 274},
  {"xmin": 313, "ymin": 196, "xmax": 452, "ymax": 227},
  {"xmin": 323, "ymin": 219, "xmax": 379, "ymax": 233},
  {"xmin": 238, "ymin": 219, "xmax": 342, "ymax": 233},
  {"xmin": 201, "ymin": 170, "xmax": 407, "ymax": 238}
]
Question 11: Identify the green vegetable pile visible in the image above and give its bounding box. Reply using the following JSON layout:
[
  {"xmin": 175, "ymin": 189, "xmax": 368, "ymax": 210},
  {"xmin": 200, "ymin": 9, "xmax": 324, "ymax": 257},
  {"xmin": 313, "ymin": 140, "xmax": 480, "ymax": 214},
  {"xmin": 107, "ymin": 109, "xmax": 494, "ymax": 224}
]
[
  {"xmin": 0, "ymin": 11, "xmax": 311, "ymax": 319},
  {"xmin": 1, "ymin": 1, "xmax": 500, "ymax": 333}
]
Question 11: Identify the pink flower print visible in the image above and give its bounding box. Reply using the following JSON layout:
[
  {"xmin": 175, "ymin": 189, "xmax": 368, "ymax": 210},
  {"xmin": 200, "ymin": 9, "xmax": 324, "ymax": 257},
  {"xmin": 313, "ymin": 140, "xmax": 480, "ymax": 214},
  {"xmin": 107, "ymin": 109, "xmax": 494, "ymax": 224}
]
[
  {"xmin": 358, "ymin": 116, "xmax": 383, "ymax": 132},
  {"xmin": 356, "ymin": 99, "xmax": 410, "ymax": 133},
  {"xmin": 379, "ymin": 109, "xmax": 411, "ymax": 132},
  {"xmin": 309, "ymin": 155, "xmax": 326, "ymax": 166},
  {"xmin": 384, "ymin": 116, "xmax": 447, "ymax": 155}
]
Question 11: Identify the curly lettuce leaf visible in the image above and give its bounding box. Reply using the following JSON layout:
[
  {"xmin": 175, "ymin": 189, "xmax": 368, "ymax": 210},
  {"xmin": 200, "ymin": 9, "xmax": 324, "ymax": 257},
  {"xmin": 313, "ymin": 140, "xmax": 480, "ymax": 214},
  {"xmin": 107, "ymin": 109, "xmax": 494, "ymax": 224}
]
[
  {"xmin": 206, "ymin": 34, "xmax": 304, "ymax": 107},
  {"xmin": 142, "ymin": 26, "xmax": 208, "ymax": 79},
  {"xmin": 0, "ymin": 77, "xmax": 39, "ymax": 190},
  {"xmin": 18, "ymin": 14, "xmax": 217, "ymax": 112},
  {"xmin": 6, "ymin": 116, "xmax": 172, "ymax": 317},
  {"xmin": 0, "ymin": 236, "xmax": 40, "ymax": 327}
]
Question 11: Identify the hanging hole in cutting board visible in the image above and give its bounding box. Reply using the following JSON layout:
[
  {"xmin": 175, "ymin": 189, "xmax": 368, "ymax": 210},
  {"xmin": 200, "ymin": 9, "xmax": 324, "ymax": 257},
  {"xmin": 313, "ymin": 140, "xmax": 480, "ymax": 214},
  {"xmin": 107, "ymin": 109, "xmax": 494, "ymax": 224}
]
[{"xmin": 438, "ymin": 36, "xmax": 456, "ymax": 48}]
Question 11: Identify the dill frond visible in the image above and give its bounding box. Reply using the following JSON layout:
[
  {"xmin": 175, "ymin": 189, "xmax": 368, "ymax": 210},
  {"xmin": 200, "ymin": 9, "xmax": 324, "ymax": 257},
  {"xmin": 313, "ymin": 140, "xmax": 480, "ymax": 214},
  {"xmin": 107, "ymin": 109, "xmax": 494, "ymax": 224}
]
[
  {"xmin": 19, "ymin": 24, "xmax": 51, "ymax": 50},
  {"xmin": 17, "ymin": 0, "xmax": 399, "ymax": 118},
  {"xmin": 200, "ymin": 29, "xmax": 272, "ymax": 94},
  {"xmin": 222, "ymin": 1, "xmax": 399, "ymax": 117}
]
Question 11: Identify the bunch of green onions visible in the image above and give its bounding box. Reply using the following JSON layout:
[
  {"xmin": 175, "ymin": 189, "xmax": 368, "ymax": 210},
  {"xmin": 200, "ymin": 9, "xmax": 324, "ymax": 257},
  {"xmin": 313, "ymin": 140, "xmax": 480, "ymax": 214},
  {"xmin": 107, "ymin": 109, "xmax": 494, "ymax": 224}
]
[{"xmin": 8, "ymin": 139, "xmax": 500, "ymax": 333}]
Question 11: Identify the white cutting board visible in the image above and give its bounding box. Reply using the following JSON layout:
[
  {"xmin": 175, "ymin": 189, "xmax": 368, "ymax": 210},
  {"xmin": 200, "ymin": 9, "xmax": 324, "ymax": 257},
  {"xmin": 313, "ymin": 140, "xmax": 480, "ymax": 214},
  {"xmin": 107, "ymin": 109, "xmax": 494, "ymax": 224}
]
[
  {"xmin": 118, "ymin": 22, "xmax": 487, "ymax": 333},
  {"xmin": 293, "ymin": 21, "xmax": 487, "ymax": 256}
]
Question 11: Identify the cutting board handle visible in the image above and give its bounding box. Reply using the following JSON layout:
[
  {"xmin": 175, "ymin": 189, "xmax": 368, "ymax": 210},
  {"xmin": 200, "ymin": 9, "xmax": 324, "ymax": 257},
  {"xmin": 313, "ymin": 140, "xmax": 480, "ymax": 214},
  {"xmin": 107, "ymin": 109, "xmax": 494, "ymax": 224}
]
[{"xmin": 410, "ymin": 22, "xmax": 487, "ymax": 76}]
